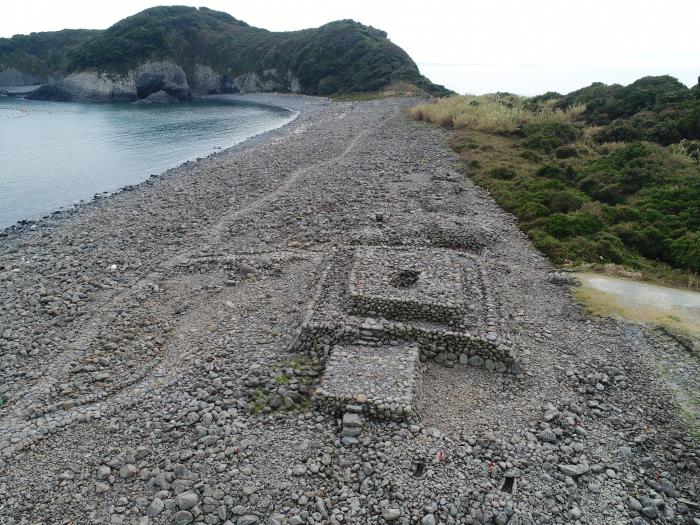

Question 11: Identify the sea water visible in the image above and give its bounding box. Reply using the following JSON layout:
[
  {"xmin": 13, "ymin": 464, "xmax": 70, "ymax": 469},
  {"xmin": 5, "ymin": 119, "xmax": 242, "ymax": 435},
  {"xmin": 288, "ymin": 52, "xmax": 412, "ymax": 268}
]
[{"xmin": 0, "ymin": 94, "xmax": 296, "ymax": 229}]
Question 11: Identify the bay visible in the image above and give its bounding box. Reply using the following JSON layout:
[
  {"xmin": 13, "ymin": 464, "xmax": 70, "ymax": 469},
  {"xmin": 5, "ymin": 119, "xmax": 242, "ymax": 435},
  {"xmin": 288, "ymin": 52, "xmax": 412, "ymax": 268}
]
[{"xmin": 0, "ymin": 93, "xmax": 296, "ymax": 229}]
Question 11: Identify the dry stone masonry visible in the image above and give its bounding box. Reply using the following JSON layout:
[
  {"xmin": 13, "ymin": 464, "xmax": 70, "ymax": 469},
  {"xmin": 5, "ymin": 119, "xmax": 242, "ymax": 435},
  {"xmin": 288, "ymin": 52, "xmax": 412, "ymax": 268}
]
[
  {"xmin": 314, "ymin": 343, "xmax": 421, "ymax": 423},
  {"xmin": 287, "ymin": 244, "xmax": 520, "ymax": 434},
  {"xmin": 347, "ymin": 247, "xmax": 467, "ymax": 326}
]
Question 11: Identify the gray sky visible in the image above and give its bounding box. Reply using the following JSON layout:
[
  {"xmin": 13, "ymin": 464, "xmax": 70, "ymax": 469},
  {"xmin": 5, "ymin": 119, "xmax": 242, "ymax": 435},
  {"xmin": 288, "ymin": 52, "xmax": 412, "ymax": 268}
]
[{"xmin": 2, "ymin": 0, "xmax": 699, "ymax": 95}]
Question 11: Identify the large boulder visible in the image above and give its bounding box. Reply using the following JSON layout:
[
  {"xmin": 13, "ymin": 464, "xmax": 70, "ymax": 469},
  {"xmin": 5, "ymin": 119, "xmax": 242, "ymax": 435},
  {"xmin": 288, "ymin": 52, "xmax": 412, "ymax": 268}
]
[
  {"xmin": 192, "ymin": 64, "xmax": 221, "ymax": 94},
  {"xmin": 225, "ymin": 69, "xmax": 300, "ymax": 94},
  {"xmin": 134, "ymin": 90, "xmax": 181, "ymax": 103},
  {"xmin": 24, "ymin": 84, "xmax": 74, "ymax": 101}
]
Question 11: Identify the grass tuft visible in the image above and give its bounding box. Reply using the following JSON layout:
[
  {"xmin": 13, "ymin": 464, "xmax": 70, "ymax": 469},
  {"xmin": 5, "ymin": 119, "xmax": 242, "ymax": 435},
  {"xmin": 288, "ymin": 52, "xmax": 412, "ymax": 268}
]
[
  {"xmin": 409, "ymin": 93, "xmax": 584, "ymax": 133},
  {"xmin": 331, "ymin": 81, "xmax": 429, "ymax": 101}
]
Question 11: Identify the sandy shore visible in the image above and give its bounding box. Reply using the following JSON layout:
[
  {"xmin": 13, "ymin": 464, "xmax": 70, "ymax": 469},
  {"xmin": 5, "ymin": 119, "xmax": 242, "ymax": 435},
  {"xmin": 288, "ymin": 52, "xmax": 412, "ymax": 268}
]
[{"xmin": 0, "ymin": 96, "xmax": 698, "ymax": 524}]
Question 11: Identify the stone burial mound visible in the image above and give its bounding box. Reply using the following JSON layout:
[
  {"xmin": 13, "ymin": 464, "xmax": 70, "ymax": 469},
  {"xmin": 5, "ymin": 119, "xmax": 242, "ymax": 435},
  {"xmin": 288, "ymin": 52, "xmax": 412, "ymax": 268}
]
[{"xmin": 287, "ymin": 244, "xmax": 520, "ymax": 444}]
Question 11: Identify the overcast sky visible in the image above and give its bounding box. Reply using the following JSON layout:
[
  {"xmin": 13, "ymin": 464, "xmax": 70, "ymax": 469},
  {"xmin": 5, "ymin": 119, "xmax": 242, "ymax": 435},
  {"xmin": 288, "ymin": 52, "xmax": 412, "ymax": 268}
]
[{"xmin": 2, "ymin": 0, "xmax": 699, "ymax": 95}]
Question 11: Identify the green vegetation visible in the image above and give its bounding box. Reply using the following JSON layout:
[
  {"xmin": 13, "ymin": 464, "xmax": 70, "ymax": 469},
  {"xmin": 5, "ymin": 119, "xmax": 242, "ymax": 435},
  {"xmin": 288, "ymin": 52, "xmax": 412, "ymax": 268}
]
[
  {"xmin": 558, "ymin": 75, "xmax": 700, "ymax": 144},
  {"xmin": 409, "ymin": 93, "xmax": 585, "ymax": 132},
  {"xmin": 411, "ymin": 76, "xmax": 700, "ymax": 286},
  {"xmin": 1, "ymin": 6, "xmax": 449, "ymax": 97},
  {"xmin": 330, "ymin": 81, "xmax": 431, "ymax": 101},
  {"xmin": 274, "ymin": 371, "xmax": 291, "ymax": 387},
  {"xmin": 250, "ymin": 355, "xmax": 319, "ymax": 415},
  {"xmin": 251, "ymin": 387, "xmax": 268, "ymax": 414},
  {"xmin": 0, "ymin": 29, "xmax": 99, "ymax": 77}
]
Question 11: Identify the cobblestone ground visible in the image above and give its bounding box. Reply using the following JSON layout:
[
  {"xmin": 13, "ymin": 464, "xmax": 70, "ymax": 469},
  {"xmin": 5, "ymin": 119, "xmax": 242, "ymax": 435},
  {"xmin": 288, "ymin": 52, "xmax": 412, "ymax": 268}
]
[{"xmin": 0, "ymin": 95, "xmax": 698, "ymax": 525}]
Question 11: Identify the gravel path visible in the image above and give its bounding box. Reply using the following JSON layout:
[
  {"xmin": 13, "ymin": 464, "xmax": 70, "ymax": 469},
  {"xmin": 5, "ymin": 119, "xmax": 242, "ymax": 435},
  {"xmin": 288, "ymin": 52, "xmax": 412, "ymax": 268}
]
[{"xmin": 0, "ymin": 95, "xmax": 698, "ymax": 525}]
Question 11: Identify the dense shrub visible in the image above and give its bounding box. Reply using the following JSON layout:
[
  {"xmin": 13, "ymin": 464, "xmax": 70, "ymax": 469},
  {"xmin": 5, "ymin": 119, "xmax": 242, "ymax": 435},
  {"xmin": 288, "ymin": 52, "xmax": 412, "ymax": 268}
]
[
  {"xmin": 0, "ymin": 29, "xmax": 99, "ymax": 76},
  {"xmin": 489, "ymin": 167, "xmax": 517, "ymax": 180},
  {"xmin": 520, "ymin": 150, "xmax": 542, "ymax": 162},
  {"xmin": 678, "ymin": 104, "xmax": 700, "ymax": 139},
  {"xmin": 596, "ymin": 112, "xmax": 682, "ymax": 145},
  {"xmin": 559, "ymin": 76, "xmax": 700, "ymax": 144},
  {"xmin": 412, "ymin": 77, "xmax": 700, "ymax": 274},
  {"xmin": 593, "ymin": 233, "xmax": 627, "ymax": 263},
  {"xmin": 536, "ymin": 164, "xmax": 568, "ymax": 180},
  {"xmin": 671, "ymin": 232, "xmax": 700, "ymax": 271},
  {"xmin": 523, "ymin": 121, "xmax": 580, "ymax": 152},
  {"xmin": 530, "ymin": 230, "xmax": 564, "ymax": 259},
  {"xmin": 611, "ymin": 223, "xmax": 670, "ymax": 260},
  {"xmin": 519, "ymin": 202, "xmax": 551, "ymax": 220},
  {"xmin": 560, "ymin": 75, "xmax": 691, "ymax": 123},
  {"xmin": 545, "ymin": 212, "xmax": 604, "ymax": 237},
  {"xmin": 555, "ymin": 146, "xmax": 578, "ymax": 158},
  {"xmin": 549, "ymin": 191, "xmax": 586, "ymax": 213}
]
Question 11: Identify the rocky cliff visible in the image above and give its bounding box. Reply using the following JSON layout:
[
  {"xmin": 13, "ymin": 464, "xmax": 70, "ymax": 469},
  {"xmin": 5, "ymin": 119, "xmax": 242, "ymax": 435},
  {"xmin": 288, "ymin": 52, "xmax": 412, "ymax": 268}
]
[
  {"xmin": 2, "ymin": 6, "xmax": 449, "ymax": 101},
  {"xmin": 0, "ymin": 68, "xmax": 43, "ymax": 87},
  {"xmin": 26, "ymin": 61, "xmax": 189, "ymax": 102},
  {"xmin": 25, "ymin": 61, "xmax": 304, "ymax": 102}
]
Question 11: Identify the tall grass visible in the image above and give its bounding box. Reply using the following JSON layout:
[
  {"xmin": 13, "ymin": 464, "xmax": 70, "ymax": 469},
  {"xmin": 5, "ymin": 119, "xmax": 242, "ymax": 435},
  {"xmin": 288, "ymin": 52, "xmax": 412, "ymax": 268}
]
[
  {"xmin": 669, "ymin": 139, "xmax": 700, "ymax": 164},
  {"xmin": 409, "ymin": 94, "xmax": 584, "ymax": 133}
]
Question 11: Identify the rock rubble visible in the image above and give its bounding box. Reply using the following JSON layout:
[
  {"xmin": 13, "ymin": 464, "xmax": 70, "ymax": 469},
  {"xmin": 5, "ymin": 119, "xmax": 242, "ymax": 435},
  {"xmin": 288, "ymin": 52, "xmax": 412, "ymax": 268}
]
[{"xmin": 0, "ymin": 94, "xmax": 698, "ymax": 524}]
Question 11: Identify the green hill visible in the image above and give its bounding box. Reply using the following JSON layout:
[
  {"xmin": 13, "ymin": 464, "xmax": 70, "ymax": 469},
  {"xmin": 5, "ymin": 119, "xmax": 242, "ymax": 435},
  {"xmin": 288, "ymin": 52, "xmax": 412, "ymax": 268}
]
[
  {"xmin": 556, "ymin": 75, "xmax": 700, "ymax": 145},
  {"xmin": 0, "ymin": 6, "xmax": 448, "ymax": 97},
  {"xmin": 0, "ymin": 29, "xmax": 99, "ymax": 79}
]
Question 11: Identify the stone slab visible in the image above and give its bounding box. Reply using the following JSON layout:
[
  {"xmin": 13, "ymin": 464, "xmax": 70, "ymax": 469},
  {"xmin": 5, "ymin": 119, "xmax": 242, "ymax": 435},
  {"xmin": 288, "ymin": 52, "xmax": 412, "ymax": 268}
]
[
  {"xmin": 314, "ymin": 343, "xmax": 421, "ymax": 421},
  {"xmin": 347, "ymin": 246, "xmax": 466, "ymax": 324}
]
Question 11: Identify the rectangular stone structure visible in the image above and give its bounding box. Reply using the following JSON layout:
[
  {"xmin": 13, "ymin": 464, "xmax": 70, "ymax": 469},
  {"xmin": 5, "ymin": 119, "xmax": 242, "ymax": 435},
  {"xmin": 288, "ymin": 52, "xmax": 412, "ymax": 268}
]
[
  {"xmin": 314, "ymin": 343, "xmax": 421, "ymax": 421},
  {"xmin": 289, "ymin": 246, "xmax": 520, "ymax": 377},
  {"xmin": 347, "ymin": 247, "xmax": 466, "ymax": 324}
]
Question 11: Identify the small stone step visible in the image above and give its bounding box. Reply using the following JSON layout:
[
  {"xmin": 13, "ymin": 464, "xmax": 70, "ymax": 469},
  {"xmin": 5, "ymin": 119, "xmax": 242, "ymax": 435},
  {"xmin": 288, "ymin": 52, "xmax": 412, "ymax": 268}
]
[
  {"xmin": 341, "ymin": 411, "xmax": 364, "ymax": 441},
  {"xmin": 315, "ymin": 343, "xmax": 421, "ymax": 421},
  {"xmin": 342, "ymin": 412, "xmax": 363, "ymax": 427}
]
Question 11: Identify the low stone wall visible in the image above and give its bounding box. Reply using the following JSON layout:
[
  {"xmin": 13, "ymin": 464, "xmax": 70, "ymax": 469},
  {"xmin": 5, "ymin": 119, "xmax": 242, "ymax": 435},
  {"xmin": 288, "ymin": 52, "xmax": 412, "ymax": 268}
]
[
  {"xmin": 346, "ymin": 290, "xmax": 463, "ymax": 325},
  {"xmin": 381, "ymin": 322, "xmax": 519, "ymax": 374},
  {"xmin": 289, "ymin": 320, "xmax": 520, "ymax": 375},
  {"xmin": 314, "ymin": 384, "xmax": 420, "ymax": 422},
  {"xmin": 288, "ymin": 242, "xmax": 522, "ymax": 427},
  {"xmin": 424, "ymin": 222, "xmax": 490, "ymax": 251}
]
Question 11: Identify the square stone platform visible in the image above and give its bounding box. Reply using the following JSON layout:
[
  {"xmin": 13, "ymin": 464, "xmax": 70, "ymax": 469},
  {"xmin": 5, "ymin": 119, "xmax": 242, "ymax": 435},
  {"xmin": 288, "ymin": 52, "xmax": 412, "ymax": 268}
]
[
  {"xmin": 347, "ymin": 246, "xmax": 466, "ymax": 324},
  {"xmin": 313, "ymin": 343, "xmax": 421, "ymax": 421}
]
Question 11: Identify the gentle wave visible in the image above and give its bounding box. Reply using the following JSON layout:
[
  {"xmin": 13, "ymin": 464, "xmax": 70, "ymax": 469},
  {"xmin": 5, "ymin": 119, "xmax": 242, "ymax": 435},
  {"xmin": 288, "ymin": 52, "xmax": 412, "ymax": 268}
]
[{"xmin": 0, "ymin": 105, "xmax": 30, "ymax": 120}]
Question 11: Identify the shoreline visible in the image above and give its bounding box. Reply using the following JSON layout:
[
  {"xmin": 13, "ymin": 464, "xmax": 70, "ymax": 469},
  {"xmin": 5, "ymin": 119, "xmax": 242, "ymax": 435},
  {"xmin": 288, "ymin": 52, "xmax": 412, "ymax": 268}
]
[{"xmin": 0, "ymin": 93, "xmax": 329, "ymax": 237}]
